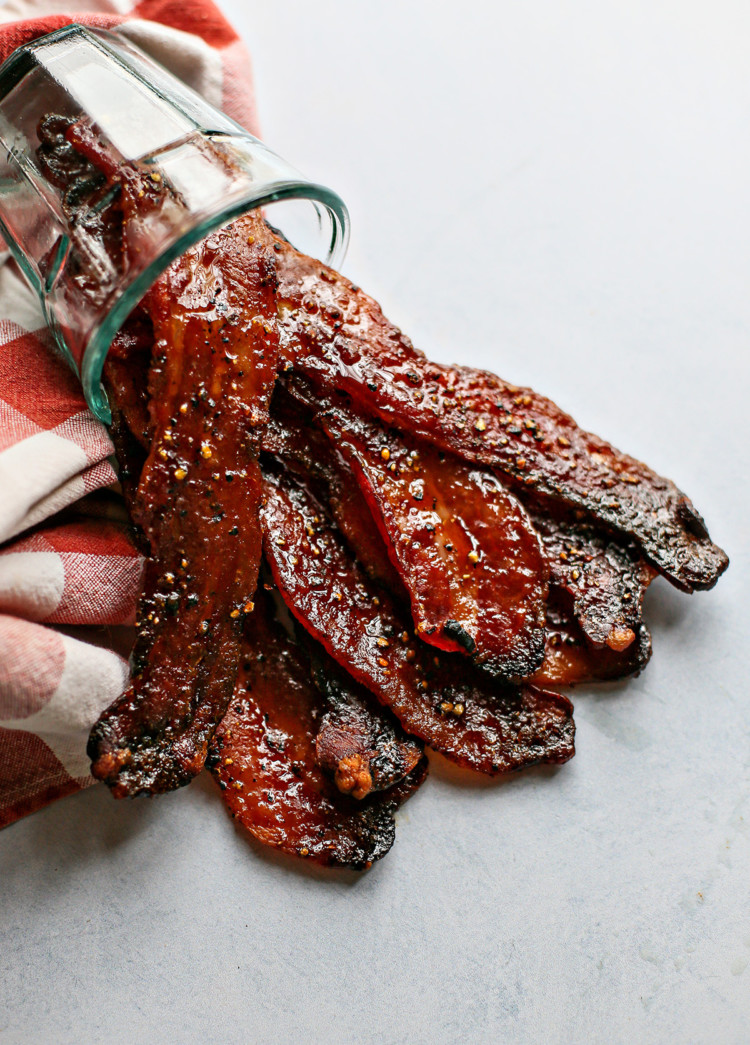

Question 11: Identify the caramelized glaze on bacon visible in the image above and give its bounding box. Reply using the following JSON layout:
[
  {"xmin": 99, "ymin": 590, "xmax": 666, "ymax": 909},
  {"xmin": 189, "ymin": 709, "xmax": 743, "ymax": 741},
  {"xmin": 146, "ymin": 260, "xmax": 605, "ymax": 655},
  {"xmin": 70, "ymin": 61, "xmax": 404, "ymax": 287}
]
[
  {"xmin": 526, "ymin": 498, "xmax": 657, "ymax": 652},
  {"xmin": 273, "ymin": 238, "xmax": 728, "ymax": 594},
  {"xmin": 208, "ymin": 599, "xmax": 427, "ymax": 869},
  {"xmin": 261, "ymin": 463, "xmax": 575, "ymax": 775},
  {"xmin": 41, "ymin": 117, "xmax": 729, "ymax": 866},
  {"xmin": 307, "ymin": 642, "xmax": 424, "ymax": 797},
  {"xmin": 88, "ymin": 217, "xmax": 279, "ymax": 797},
  {"xmin": 317, "ymin": 402, "xmax": 547, "ymax": 678},
  {"xmin": 532, "ymin": 591, "xmax": 652, "ymax": 686},
  {"xmin": 263, "ymin": 390, "xmax": 404, "ymax": 592}
]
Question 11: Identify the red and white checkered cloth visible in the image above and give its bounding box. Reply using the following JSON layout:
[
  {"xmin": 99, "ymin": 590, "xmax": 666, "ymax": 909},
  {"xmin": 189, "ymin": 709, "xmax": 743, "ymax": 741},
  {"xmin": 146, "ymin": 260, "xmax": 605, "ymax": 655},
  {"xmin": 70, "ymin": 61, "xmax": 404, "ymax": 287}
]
[{"xmin": 0, "ymin": 0, "xmax": 259, "ymax": 827}]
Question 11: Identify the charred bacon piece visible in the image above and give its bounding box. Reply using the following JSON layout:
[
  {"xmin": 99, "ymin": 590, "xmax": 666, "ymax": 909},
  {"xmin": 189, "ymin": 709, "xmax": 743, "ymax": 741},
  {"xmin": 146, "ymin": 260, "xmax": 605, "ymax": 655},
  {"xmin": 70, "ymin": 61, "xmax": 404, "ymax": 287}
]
[
  {"xmin": 317, "ymin": 402, "xmax": 547, "ymax": 678},
  {"xmin": 273, "ymin": 237, "xmax": 728, "ymax": 594},
  {"xmin": 306, "ymin": 642, "xmax": 424, "ymax": 797},
  {"xmin": 526, "ymin": 499, "xmax": 657, "ymax": 652},
  {"xmin": 88, "ymin": 216, "xmax": 279, "ymax": 796},
  {"xmin": 261, "ymin": 463, "xmax": 575, "ymax": 775},
  {"xmin": 532, "ymin": 591, "xmax": 652, "ymax": 686},
  {"xmin": 264, "ymin": 389, "xmax": 403, "ymax": 592},
  {"xmin": 208, "ymin": 597, "xmax": 427, "ymax": 869}
]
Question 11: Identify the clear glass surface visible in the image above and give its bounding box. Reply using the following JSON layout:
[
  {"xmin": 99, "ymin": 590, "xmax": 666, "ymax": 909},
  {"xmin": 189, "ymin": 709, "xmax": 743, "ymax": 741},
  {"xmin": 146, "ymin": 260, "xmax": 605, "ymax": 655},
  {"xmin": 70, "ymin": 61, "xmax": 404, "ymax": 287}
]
[{"xmin": 0, "ymin": 24, "xmax": 349, "ymax": 421}]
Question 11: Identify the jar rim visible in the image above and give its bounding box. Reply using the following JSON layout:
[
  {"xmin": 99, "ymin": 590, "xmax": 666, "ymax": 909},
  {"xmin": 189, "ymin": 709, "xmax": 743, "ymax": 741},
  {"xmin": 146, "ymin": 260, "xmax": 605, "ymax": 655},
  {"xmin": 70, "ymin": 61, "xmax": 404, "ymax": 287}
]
[
  {"xmin": 79, "ymin": 182, "xmax": 349, "ymax": 424},
  {"xmin": 0, "ymin": 23, "xmax": 350, "ymax": 423}
]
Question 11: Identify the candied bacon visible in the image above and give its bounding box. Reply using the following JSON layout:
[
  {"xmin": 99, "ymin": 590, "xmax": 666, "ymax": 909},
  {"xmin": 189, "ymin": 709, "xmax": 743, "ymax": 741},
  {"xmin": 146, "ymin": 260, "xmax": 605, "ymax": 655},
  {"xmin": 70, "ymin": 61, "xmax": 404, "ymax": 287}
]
[
  {"xmin": 264, "ymin": 389, "xmax": 403, "ymax": 592},
  {"xmin": 208, "ymin": 598, "xmax": 427, "ymax": 869},
  {"xmin": 273, "ymin": 236, "xmax": 728, "ymax": 594},
  {"xmin": 526, "ymin": 499, "xmax": 657, "ymax": 651},
  {"xmin": 316, "ymin": 402, "xmax": 547, "ymax": 679},
  {"xmin": 38, "ymin": 112, "xmax": 729, "ymax": 863},
  {"xmin": 88, "ymin": 216, "xmax": 279, "ymax": 797},
  {"xmin": 306, "ymin": 642, "xmax": 424, "ymax": 797},
  {"xmin": 261, "ymin": 462, "xmax": 575, "ymax": 775},
  {"xmin": 532, "ymin": 591, "xmax": 652, "ymax": 686}
]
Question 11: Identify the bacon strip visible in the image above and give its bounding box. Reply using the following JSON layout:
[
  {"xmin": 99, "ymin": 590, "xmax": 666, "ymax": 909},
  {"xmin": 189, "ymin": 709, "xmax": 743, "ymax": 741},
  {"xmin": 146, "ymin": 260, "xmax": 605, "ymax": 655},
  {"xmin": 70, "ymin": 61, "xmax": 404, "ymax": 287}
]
[
  {"xmin": 317, "ymin": 403, "xmax": 547, "ymax": 678},
  {"xmin": 261, "ymin": 463, "xmax": 575, "ymax": 775},
  {"xmin": 208, "ymin": 599, "xmax": 427, "ymax": 869},
  {"xmin": 39, "ymin": 115, "xmax": 727, "ymax": 865},
  {"xmin": 532, "ymin": 592, "xmax": 652, "ymax": 686},
  {"xmin": 526, "ymin": 499, "xmax": 657, "ymax": 651},
  {"xmin": 88, "ymin": 217, "xmax": 279, "ymax": 797},
  {"xmin": 273, "ymin": 238, "xmax": 728, "ymax": 594},
  {"xmin": 306, "ymin": 642, "xmax": 424, "ymax": 797},
  {"xmin": 264, "ymin": 390, "xmax": 403, "ymax": 592}
]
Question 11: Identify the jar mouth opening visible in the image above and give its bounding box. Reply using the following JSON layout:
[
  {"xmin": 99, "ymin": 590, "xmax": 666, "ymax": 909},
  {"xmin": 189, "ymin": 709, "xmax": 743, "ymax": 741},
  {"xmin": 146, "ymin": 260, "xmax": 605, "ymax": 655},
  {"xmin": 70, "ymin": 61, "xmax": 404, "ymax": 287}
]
[{"xmin": 77, "ymin": 184, "xmax": 349, "ymax": 424}]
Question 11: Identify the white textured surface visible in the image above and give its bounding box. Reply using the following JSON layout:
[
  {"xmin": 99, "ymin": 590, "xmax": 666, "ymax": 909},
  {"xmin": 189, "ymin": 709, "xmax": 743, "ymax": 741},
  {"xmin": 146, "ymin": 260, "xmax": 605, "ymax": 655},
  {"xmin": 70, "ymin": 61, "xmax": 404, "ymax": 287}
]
[{"xmin": 1, "ymin": 2, "xmax": 749, "ymax": 1042}]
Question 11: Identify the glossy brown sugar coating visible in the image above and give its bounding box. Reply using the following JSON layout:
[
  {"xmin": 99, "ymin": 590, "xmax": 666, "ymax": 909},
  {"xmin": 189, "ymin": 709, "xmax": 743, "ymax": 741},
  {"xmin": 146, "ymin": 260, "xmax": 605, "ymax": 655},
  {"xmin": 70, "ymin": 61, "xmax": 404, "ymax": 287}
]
[
  {"xmin": 318, "ymin": 402, "xmax": 548, "ymax": 678},
  {"xmin": 88, "ymin": 215, "xmax": 279, "ymax": 796},
  {"xmin": 261, "ymin": 463, "xmax": 575, "ymax": 775},
  {"xmin": 208, "ymin": 599, "xmax": 427, "ymax": 869},
  {"xmin": 274, "ymin": 240, "xmax": 728, "ymax": 593},
  {"xmin": 45, "ymin": 115, "xmax": 727, "ymax": 867}
]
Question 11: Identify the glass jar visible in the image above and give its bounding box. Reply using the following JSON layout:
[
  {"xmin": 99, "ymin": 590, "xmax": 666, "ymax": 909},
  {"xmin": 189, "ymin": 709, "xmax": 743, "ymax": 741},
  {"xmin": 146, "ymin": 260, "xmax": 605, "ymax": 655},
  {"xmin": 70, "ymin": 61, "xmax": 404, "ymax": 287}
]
[{"xmin": 0, "ymin": 23, "xmax": 349, "ymax": 422}]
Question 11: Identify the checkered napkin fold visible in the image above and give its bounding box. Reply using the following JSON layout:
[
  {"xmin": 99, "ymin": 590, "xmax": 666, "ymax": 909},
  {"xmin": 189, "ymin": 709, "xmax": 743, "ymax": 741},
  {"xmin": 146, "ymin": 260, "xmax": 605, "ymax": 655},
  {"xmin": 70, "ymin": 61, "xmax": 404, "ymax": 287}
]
[{"xmin": 0, "ymin": 0, "xmax": 260, "ymax": 827}]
